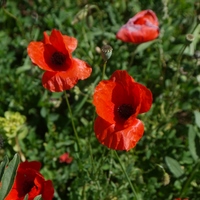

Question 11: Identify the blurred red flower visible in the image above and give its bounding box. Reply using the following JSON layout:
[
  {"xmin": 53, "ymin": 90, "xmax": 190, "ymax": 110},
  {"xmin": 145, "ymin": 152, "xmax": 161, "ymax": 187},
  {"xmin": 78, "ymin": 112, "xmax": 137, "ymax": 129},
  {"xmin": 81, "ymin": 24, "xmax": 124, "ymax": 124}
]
[
  {"xmin": 59, "ymin": 153, "xmax": 73, "ymax": 164},
  {"xmin": 5, "ymin": 161, "xmax": 54, "ymax": 200},
  {"xmin": 116, "ymin": 10, "xmax": 159, "ymax": 44},
  {"xmin": 27, "ymin": 29, "xmax": 92, "ymax": 92},
  {"xmin": 174, "ymin": 198, "xmax": 189, "ymax": 200},
  {"xmin": 93, "ymin": 70, "xmax": 152, "ymax": 151}
]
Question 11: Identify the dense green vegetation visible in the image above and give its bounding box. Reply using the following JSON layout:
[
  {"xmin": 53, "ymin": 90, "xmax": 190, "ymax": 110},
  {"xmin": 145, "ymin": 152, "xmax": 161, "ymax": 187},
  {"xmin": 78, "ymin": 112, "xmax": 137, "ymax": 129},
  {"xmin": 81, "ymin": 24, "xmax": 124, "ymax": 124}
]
[{"xmin": 0, "ymin": 0, "xmax": 200, "ymax": 199}]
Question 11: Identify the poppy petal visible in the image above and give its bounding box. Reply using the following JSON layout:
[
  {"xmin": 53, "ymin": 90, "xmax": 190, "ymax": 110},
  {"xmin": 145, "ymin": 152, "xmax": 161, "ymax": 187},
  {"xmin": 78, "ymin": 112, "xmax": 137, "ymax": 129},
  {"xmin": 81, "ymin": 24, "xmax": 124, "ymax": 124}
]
[
  {"xmin": 94, "ymin": 116, "xmax": 144, "ymax": 151},
  {"xmin": 63, "ymin": 35, "xmax": 78, "ymax": 53},
  {"xmin": 5, "ymin": 161, "xmax": 54, "ymax": 200},
  {"xmin": 93, "ymin": 81, "xmax": 126, "ymax": 124},
  {"xmin": 27, "ymin": 41, "xmax": 54, "ymax": 71},
  {"xmin": 110, "ymin": 70, "xmax": 141, "ymax": 113},
  {"xmin": 137, "ymin": 83, "xmax": 153, "ymax": 113},
  {"xmin": 133, "ymin": 10, "xmax": 159, "ymax": 26},
  {"xmin": 42, "ymin": 180, "xmax": 54, "ymax": 200},
  {"xmin": 93, "ymin": 70, "xmax": 143, "ymax": 123},
  {"xmin": 42, "ymin": 58, "xmax": 91, "ymax": 92},
  {"xmin": 43, "ymin": 31, "xmax": 50, "ymax": 44},
  {"xmin": 49, "ymin": 29, "xmax": 68, "ymax": 53},
  {"xmin": 19, "ymin": 161, "xmax": 41, "ymax": 171},
  {"xmin": 72, "ymin": 58, "xmax": 92, "ymax": 80},
  {"xmin": 116, "ymin": 10, "xmax": 159, "ymax": 44},
  {"xmin": 42, "ymin": 71, "xmax": 78, "ymax": 92}
]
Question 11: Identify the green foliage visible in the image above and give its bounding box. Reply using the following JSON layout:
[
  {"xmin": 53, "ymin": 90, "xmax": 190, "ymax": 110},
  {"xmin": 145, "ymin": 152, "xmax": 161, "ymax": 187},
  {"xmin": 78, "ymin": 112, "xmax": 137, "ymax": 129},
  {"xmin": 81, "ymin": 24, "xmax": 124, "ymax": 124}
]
[
  {"xmin": 0, "ymin": 154, "xmax": 20, "ymax": 200},
  {"xmin": 0, "ymin": 0, "xmax": 200, "ymax": 199}
]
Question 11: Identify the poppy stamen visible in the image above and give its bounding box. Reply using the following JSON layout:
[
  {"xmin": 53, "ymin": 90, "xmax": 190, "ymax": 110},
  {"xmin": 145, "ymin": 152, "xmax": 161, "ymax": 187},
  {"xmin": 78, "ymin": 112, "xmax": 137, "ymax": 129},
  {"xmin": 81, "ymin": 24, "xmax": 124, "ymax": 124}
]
[
  {"xmin": 51, "ymin": 51, "xmax": 66, "ymax": 66},
  {"xmin": 117, "ymin": 104, "xmax": 134, "ymax": 119}
]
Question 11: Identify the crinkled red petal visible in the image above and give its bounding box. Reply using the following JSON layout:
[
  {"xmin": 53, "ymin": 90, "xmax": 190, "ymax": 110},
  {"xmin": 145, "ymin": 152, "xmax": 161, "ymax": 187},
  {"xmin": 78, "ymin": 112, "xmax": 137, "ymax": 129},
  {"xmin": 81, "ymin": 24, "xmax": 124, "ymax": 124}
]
[
  {"xmin": 42, "ymin": 58, "xmax": 91, "ymax": 92},
  {"xmin": 94, "ymin": 116, "xmax": 144, "ymax": 151},
  {"xmin": 137, "ymin": 82, "xmax": 153, "ymax": 113},
  {"xmin": 42, "ymin": 71, "xmax": 78, "ymax": 92},
  {"xmin": 71, "ymin": 58, "xmax": 92, "ymax": 80},
  {"xmin": 133, "ymin": 10, "xmax": 159, "ymax": 26},
  {"xmin": 63, "ymin": 35, "xmax": 78, "ymax": 53},
  {"xmin": 49, "ymin": 29, "xmax": 69, "ymax": 54},
  {"xmin": 93, "ymin": 80, "xmax": 125, "ymax": 124},
  {"xmin": 27, "ymin": 41, "xmax": 54, "ymax": 71},
  {"xmin": 116, "ymin": 10, "xmax": 159, "ymax": 43}
]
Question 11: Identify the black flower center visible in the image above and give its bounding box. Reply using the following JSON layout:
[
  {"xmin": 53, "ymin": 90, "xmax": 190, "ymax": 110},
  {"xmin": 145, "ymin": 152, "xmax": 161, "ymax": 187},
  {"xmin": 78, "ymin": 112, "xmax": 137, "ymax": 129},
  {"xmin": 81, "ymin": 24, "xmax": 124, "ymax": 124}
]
[
  {"xmin": 22, "ymin": 179, "xmax": 34, "ymax": 195},
  {"xmin": 117, "ymin": 104, "xmax": 134, "ymax": 120},
  {"xmin": 51, "ymin": 51, "xmax": 66, "ymax": 66}
]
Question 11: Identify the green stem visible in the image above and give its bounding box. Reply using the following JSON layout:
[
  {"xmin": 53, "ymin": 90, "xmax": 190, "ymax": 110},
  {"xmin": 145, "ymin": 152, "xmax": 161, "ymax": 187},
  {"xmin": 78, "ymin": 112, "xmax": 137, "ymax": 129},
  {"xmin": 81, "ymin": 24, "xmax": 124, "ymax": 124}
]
[
  {"xmin": 114, "ymin": 150, "xmax": 141, "ymax": 200},
  {"xmin": 173, "ymin": 23, "xmax": 199, "ymax": 92},
  {"xmin": 64, "ymin": 91, "xmax": 81, "ymax": 151},
  {"xmin": 102, "ymin": 61, "xmax": 107, "ymax": 80},
  {"xmin": 180, "ymin": 159, "xmax": 200, "ymax": 197}
]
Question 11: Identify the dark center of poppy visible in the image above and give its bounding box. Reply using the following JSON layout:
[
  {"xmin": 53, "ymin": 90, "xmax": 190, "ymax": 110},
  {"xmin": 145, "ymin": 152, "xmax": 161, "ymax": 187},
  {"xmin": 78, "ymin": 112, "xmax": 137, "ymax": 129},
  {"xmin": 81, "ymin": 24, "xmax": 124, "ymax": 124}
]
[
  {"xmin": 51, "ymin": 51, "xmax": 66, "ymax": 66},
  {"xmin": 22, "ymin": 177, "xmax": 35, "ymax": 195},
  {"xmin": 117, "ymin": 104, "xmax": 134, "ymax": 120}
]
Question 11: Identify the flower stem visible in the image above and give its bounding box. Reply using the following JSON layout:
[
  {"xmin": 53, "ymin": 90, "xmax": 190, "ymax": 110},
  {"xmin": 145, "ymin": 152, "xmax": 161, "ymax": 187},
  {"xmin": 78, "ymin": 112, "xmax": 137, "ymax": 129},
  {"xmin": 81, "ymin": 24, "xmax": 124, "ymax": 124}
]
[
  {"xmin": 114, "ymin": 150, "xmax": 141, "ymax": 200},
  {"xmin": 64, "ymin": 91, "xmax": 81, "ymax": 151},
  {"xmin": 102, "ymin": 61, "xmax": 107, "ymax": 80},
  {"xmin": 172, "ymin": 23, "xmax": 199, "ymax": 94}
]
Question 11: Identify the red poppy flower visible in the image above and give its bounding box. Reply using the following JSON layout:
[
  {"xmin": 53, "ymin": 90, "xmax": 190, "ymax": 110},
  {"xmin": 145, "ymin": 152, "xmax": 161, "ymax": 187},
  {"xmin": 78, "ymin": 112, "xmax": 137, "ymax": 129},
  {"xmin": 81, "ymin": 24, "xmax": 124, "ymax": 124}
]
[
  {"xmin": 116, "ymin": 10, "xmax": 159, "ymax": 44},
  {"xmin": 5, "ymin": 161, "xmax": 54, "ymax": 200},
  {"xmin": 27, "ymin": 29, "xmax": 92, "ymax": 92},
  {"xmin": 93, "ymin": 70, "xmax": 152, "ymax": 151},
  {"xmin": 59, "ymin": 152, "xmax": 73, "ymax": 164}
]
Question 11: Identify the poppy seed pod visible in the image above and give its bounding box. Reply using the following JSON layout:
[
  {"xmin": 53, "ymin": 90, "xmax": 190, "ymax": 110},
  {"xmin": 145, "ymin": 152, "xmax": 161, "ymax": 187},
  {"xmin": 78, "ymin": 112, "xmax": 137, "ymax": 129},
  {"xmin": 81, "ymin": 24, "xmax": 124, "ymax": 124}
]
[
  {"xmin": 185, "ymin": 34, "xmax": 194, "ymax": 43},
  {"xmin": 101, "ymin": 45, "xmax": 113, "ymax": 62}
]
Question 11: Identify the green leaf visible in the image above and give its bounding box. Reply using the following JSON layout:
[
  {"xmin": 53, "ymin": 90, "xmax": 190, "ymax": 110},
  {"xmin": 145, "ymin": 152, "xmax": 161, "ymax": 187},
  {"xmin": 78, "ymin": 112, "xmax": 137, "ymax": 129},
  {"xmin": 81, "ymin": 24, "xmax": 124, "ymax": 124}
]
[
  {"xmin": 0, "ymin": 154, "xmax": 20, "ymax": 200},
  {"xmin": 134, "ymin": 40, "xmax": 158, "ymax": 55},
  {"xmin": 0, "ymin": 155, "xmax": 9, "ymax": 181},
  {"xmin": 33, "ymin": 194, "xmax": 43, "ymax": 200},
  {"xmin": 194, "ymin": 110, "xmax": 200, "ymax": 128},
  {"xmin": 165, "ymin": 156, "xmax": 184, "ymax": 178},
  {"xmin": 188, "ymin": 125, "xmax": 199, "ymax": 161}
]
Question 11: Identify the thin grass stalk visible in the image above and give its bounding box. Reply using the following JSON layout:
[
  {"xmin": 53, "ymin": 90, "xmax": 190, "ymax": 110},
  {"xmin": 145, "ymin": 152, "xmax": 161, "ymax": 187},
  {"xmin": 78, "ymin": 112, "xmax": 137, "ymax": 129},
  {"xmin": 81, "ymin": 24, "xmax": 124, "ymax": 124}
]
[{"xmin": 64, "ymin": 91, "xmax": 81, "ymax": 151}]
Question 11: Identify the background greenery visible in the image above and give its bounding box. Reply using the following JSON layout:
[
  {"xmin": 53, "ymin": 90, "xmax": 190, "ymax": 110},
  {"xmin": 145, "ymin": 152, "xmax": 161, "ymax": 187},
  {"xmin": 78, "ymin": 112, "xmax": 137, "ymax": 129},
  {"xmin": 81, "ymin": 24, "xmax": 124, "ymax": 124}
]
[{"xmin": 0, "ymin": 0, "xmax": 200, "ymax": 199}]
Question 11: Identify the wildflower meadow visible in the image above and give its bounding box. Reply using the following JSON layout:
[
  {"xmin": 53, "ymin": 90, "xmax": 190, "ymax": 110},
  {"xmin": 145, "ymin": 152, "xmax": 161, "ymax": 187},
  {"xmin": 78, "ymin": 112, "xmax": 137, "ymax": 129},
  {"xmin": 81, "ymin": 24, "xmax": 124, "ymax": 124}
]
[{"xmin": 0, "ymin": 0, "xmax": 200, "ymax": 200}]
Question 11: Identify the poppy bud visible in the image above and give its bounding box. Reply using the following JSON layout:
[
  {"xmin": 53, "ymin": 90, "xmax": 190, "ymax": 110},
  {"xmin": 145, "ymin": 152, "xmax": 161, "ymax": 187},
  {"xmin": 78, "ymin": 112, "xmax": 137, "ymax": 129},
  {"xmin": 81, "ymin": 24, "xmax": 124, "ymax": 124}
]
[
  {"xmin": 162, "ymin": 172, "xmax": 170, "ymax": 185},
  {"xmin": 101, "ymin": 45, "xmax": 113, "ymax": 62}
]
